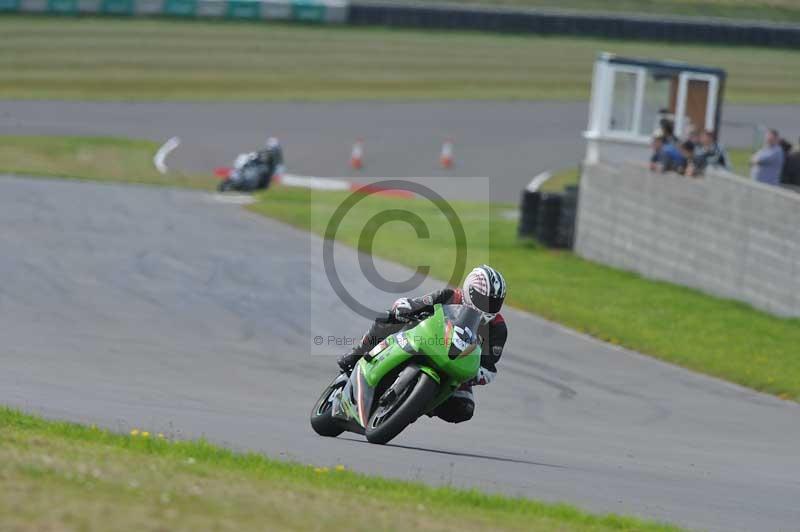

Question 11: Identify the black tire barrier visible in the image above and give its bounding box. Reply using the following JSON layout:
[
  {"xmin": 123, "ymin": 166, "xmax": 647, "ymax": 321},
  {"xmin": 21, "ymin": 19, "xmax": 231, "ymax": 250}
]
[
  {"xmin": 556, "ymin": 186, "xmax": 579, "ymax": 249},
  {"xmin": 517, "ymin": 190, "xmax": 540, "ymax": 238},
  {"xmin": 349, "ymin": 2, "xmax": 800, "ymax": 49},
  {"xmin": 536, "ymin": 192, "xmax": 562, "ymax": 248}
]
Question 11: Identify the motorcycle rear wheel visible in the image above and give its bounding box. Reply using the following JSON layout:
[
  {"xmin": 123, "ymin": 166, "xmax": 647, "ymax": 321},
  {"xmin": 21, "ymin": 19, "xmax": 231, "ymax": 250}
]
[
  {"xmin": 365, "ymin": 373, "xmax": 438, "ymax": 445},
  {"xmin": 310, "ymin": 378, "xmax": 346, "ymax": 437}
]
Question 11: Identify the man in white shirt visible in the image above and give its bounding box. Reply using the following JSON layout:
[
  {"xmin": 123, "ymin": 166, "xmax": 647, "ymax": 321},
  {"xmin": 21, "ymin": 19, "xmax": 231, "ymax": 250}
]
[{"xmin": 751, "ymin": 129, "xmax": 785, "ymax": 186}]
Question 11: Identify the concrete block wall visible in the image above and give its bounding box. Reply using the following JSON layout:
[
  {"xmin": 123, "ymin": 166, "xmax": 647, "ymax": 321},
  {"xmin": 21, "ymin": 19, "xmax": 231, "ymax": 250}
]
[{"xmin": 575, "ymin": 162, "xmax": 800, "ymax": 317}]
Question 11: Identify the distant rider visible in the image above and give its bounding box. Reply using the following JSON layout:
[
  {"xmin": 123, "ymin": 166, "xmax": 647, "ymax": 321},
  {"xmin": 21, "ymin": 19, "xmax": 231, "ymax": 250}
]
[
  {"xmin": 337, "ymin": 265, "xmax": 508, "ymax": 424},
  {"xmin": 255, "ymin": 137, "xmax": 284, "ymax": 189}
]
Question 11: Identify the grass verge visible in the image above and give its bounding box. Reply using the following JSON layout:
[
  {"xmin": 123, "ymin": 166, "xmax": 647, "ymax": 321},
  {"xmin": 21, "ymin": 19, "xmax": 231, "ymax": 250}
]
[
  {"xmin": 1, "ymin": 16, "xmax": 799, "ymax": 103},
  {"xmin": 0, "ymin": 407, "xmax": 683, "ymax": 531},
  {"xmin": 0, "ymin": 135, "xmax": 213, "ymax": 189},
  {"xmin": 2, "ymin": 135, "xmax": 798, "ymax": 402}
]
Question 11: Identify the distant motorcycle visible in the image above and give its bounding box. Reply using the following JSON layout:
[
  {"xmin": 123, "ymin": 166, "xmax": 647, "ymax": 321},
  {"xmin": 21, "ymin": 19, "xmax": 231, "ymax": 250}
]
[
  {"xmin": 217, "ymin": 153, "xmax": 270, "ymax": 192},
  {"xmin": 310, "ymin": 304, "xmax": 482, "ymax": 444}
]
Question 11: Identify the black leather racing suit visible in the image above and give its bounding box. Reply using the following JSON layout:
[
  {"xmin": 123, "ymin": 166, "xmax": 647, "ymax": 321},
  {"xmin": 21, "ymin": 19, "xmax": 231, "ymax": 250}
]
[
  {"xmin": 255, "ymin": 145, "xmax": 283, "ymax": 189},
  {"xmin": 347, "ymin": 287, "xmax": 508, "ymax": 423}
]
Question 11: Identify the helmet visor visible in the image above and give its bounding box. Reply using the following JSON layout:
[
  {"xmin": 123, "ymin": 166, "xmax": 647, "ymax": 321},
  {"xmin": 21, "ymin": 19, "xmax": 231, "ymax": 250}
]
[{"xmin": 468, "ymin": 288, "xmax": 504, "ymax": 314}]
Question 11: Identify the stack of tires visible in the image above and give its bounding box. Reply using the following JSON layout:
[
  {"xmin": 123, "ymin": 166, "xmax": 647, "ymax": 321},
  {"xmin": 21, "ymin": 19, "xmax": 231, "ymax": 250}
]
[
  {"xmin": 555, "ymin": 185, "xmax": 579, "ymax": 249},
  {"xmin": 535, "ymin": 193, "xmax": 562, "ymax": 247},
  {"xmin": 517, "ymin": 190, "xmax": 540, "ymax": 238},
  {"xmin": 517, "ymin": 186, "xmax": 580, "ymax": 249}
]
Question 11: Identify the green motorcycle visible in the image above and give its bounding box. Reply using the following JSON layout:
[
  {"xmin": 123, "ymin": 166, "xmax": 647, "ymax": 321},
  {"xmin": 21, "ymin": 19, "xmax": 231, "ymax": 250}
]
[{"xmin": 310, "ymin": 303, "xmax": 482, "ymax": 444}]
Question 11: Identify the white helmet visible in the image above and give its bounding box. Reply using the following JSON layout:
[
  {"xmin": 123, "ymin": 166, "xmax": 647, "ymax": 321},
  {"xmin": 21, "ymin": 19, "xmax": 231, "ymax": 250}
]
[{"xmin": 462, "ymin": 265, "xmax": 506, "ymax": 323}]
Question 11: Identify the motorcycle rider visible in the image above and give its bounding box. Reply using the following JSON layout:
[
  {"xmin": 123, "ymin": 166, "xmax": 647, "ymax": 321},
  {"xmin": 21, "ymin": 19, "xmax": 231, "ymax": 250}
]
[
  {"xmin": 337, "ymin": 265, "xmax": 508, "ymax": 424},
  {"xmin": 255, "ymin": 137, "xmax": 284, "ymax": 189}
]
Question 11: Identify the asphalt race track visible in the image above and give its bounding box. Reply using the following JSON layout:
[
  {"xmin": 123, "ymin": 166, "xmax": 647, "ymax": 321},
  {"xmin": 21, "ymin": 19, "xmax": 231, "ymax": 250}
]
[
  {"xmin": 2, "ymin": 175, "xmax": 799, "ymax": 531},
  {"xmin": 2, "ymin": 101, "xmax": 799, "ymax": 202}
]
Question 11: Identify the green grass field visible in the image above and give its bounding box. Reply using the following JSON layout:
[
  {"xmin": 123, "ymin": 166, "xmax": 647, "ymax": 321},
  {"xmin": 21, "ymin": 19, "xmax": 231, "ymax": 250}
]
[
  {"xmin": 387, "ymin": 0, "xmax": 800, "ymax": 23},
  {"xmin": 0, "ymin": 135, "xmax": 213, "ymax": 188},
  {"xmin": 1, "ymin": 16, "xmax": 799, "ymax": 103},
  {"xmin": 0, "ymin": 408, "xmax": 683, "ymax": 532},
  {"xmin": 2, "ymin": 134, "xmax": 797, "ymax": 401}
]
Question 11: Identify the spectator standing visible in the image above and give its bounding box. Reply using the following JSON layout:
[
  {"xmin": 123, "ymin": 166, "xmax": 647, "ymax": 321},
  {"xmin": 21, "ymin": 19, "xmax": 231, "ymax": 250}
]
[
  {"xmin": 697, "ymin": 130, "xmax": 727, "ymax": 169},
  {"xmin": 659, "ymin": 118, "xmax": 678, "ymax": 144},
  {"xmin": 782, "ymin": 138, "xmax": 800, "ymax": 186},
  {"xmin": 750, "ymin": 129, "xmax": 784, "ymax": 186},
  {"xmin": 779, "ymin": 139, "xmax": 793, "ymax": 184}
]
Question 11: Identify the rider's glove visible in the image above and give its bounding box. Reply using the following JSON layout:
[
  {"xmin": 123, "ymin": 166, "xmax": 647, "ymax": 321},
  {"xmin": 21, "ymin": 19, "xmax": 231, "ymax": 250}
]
[
  {"xmin": 391, "ymin": 298, "xmax": 414, "ymax": 323},
  {"xmin": 470, "ymin": 367, "xmax": 496, "ymax": 386}
]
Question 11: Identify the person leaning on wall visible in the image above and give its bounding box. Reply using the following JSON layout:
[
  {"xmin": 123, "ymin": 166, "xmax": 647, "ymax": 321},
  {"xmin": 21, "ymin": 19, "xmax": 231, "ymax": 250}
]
[
  {"xmin": 649, "ymin": 135, "xmax": 686, "ymax": 174},
  {"xmin": 679, "ymin": 141, "xmax": 705, "ymax": 178},
  {"xmin": 697, "ymin": 130, "xmax": 728, "ymax": 169}
]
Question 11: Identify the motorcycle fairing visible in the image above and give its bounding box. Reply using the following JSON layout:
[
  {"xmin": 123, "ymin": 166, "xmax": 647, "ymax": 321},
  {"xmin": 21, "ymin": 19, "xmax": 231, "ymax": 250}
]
[{"xmin": 330, "ymin": 304, "xmax": 482, "ymax": 428}]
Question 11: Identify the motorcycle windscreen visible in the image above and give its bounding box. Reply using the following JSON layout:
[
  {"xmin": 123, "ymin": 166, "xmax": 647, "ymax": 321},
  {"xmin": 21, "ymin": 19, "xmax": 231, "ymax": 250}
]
[{"xmin": 440, "ymin": 305, "xmax": 482, "ymax": 382}]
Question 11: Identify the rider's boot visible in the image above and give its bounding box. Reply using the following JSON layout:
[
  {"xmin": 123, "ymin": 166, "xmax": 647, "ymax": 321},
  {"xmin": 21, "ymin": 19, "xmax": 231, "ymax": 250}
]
[
  {"xmin": 337, "ymin": 349, "xmax": 364, "ymax": 374},
  {"xmin": 337, "ymin": 319, "xmax": 403, "ymax": 374}
]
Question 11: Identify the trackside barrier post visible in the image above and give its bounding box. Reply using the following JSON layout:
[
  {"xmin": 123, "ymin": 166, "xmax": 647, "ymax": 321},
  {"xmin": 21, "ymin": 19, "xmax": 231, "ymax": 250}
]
[{"xmin": 9, "ymin": 0, "xmax": 348, "ymax": 23}]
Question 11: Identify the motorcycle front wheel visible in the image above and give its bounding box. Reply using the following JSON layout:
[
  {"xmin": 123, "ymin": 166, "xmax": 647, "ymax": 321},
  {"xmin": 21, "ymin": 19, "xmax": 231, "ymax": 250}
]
[
  {"xmin": 310, "ymin": 377, "xmax": 346, "ymax": 437},
  {"xmin": 365, "ymin": 373, "xmax": 438, "ymax": 445}
]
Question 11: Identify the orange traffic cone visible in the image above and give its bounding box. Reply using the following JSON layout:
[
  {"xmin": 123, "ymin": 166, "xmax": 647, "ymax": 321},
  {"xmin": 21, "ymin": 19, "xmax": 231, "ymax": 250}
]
[
  {"xmin": 351, "ymin": 139, "xmax": 364, "ymax": 170},
  {"xmin": 440, "ymin": 139, "xmax": 454, "ymax": 169}
]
